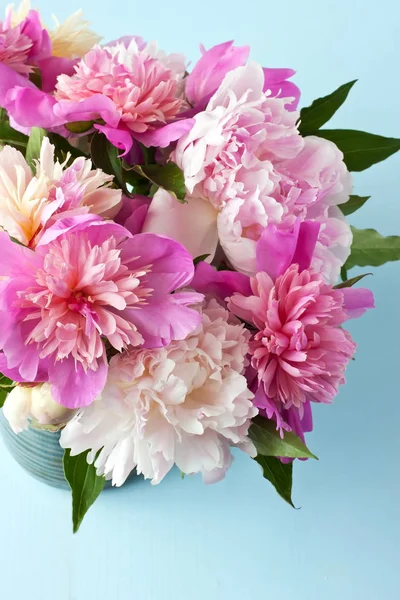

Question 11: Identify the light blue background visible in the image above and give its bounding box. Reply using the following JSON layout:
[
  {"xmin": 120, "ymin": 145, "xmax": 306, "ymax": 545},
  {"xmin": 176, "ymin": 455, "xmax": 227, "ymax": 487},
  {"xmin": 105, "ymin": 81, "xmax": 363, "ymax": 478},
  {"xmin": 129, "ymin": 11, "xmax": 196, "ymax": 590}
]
[{"xmin": 0, "ymin": 1, "xmax": 399, "ymax": 598}]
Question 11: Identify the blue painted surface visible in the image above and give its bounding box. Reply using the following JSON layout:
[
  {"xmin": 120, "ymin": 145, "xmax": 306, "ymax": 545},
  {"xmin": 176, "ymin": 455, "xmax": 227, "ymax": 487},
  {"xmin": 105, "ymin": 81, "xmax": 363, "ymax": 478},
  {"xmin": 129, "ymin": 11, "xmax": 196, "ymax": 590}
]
[{"xmin": 0, "ymin": 1, "xmax": 399, "ymax": 599}]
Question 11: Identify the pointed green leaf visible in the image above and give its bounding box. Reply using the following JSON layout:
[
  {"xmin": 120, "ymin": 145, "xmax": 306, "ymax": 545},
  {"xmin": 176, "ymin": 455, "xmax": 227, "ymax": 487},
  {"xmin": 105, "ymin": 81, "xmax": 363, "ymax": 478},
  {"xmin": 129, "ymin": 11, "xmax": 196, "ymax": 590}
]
[
  {"xmin": 63, "ymin": 449, "xmax": 105, "ymax": 534},
  {"xmin": 310, "ymin": 129, "xmax": 400, "ymax": 171},
  {"xmin": 249, "ymin": 416, "xmax": 317, "ymax": 459},
  {"xmin": 334, "ymin": 273, "xmax": 372, "ymax": 288},
  {"xmin": 90, "ymin": 133, "xmax": 128, "ymax": 194},
  {"xmin": 339, "ymin": 194, "xmax": 370, "ymax": 216},
  {"xmin": 346, "ymin": 227, "xmax": 400, "ymax": 269},
  {"xmin": 254, "ymin": 455, "xmax": 295, "ymax": 507},
  {"xmin": 299, "ymin": 80, "xmax": 357, "ymax": 134},
  {"xmin": 0, "ymin": 373, "xmax": 14, "ymax": 408},
  {"xmin": 132, "ymin": 162, "xmax": 186, "ymax": 201},
  {"xmin": 26, "ymin": 127, "xmax": 47, "ymax": 170}
]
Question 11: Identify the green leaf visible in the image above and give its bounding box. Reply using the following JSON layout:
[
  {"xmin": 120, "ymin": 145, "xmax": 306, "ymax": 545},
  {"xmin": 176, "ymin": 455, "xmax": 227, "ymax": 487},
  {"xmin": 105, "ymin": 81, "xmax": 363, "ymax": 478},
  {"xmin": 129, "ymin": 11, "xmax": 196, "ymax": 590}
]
[
  {"xmin": 0, "ymin": 373, "xmax": 15, "ymax": 408},
  {"xmin": 0, "ymin": 119, "xmax": 28, "ymax": 150},
  {"xmin": 254, "ymin": 455, "xmax": 295, "ymax": 507},
  {"xmin": 299, "ymin": 80, "xmax": 357, "ymax": 134},
  {"xmin": 310, "ymin": 129, "xmax": 400, "ymax": 172},
  {"xmin": 132, "ymin": 162, "xmax": 186, "ymax": 201},
  {"xmin": 63, "ymin": 449, "xmax": 105, "ymax": 534},
  {"xmin": 346, "ymin": 227, "xmax": 400, "ymax": 269},
  {"xmin": 193, "ymin": 254, "xmax": 210, "ymax": 265},
  {"xmin": 26, "ymin": 127, "xmax": 47, "ymax": 170},
  {"xmin": 65, "ymin": 121, "xmax": 95, "ymax": 134},
  {"xmin": 249, "ymin": 416, "xmax": 317, "ymax": 459},
  {"xmin": 334, "ymin": 273, "xmax": 372, "ymax": 288},
  {"xmin": 90, "ymin": 133, "xmax": 128, "ymax": 193},
  {"xmin": 339, "ymin": 194, "xmax": 370, "ymax": 216},
  {"xmin": 340, "ymin": 265, "xmax": 348, "ymax": 282}
]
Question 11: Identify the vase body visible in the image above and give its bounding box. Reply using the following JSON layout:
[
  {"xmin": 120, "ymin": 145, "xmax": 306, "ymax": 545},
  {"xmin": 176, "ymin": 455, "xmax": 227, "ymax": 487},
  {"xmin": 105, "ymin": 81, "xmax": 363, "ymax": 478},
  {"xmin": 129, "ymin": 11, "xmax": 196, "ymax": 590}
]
[{"xmin": 0, "ymin": 409, "xmax": 71, "ymax": 489}]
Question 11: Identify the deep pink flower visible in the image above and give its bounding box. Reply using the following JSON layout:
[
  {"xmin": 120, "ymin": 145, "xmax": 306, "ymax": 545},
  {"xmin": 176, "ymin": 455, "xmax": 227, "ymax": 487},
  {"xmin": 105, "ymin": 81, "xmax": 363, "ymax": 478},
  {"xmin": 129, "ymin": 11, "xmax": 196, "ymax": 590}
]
[
  {"xmin": 227, "ymin": 222, "xmax": 374, "ymax": 434},
  {"xmin": 0, "ymin": 9, "xmax": 51, "ymax": 75},
  {"xmin": 232, "ymin": 265, "xmax": 358, "ymax": 411},
  {"xmin": 0, "ymin": 217, "xmax": 202, "ymax": 408},
  {"xmin": 192, "ymin": 221, "xmax": 374, "ymax": 438}
]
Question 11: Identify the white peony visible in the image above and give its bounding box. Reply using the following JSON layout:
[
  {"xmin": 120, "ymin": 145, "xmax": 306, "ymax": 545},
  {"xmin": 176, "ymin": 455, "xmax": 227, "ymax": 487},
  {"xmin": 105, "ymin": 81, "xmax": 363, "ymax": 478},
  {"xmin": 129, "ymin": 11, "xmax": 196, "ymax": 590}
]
[{"xmin": 60, "ymin": 298, "xmax": 258, "ymax": 486}]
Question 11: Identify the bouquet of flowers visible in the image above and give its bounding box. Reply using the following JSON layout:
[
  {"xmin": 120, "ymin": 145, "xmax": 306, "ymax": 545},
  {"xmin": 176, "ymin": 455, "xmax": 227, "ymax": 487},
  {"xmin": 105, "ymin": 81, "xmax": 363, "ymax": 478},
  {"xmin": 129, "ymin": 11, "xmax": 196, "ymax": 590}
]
[{"xmin": 0, "ymin": 2, "xmax": 399, "ymax": 533}]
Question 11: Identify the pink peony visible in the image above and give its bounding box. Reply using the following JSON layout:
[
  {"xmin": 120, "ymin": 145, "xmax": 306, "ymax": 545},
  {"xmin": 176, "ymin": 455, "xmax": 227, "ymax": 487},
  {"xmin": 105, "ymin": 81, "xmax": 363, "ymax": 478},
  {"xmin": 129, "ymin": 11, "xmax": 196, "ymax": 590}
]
[
  {"xmin": 0, "ymin": 137, "xmax": 122, "ymax": 246},
  {"xmin": 53, "ymin": 39, "xmax": 194, "ymax": 153},
  {"xmin": 144, "ymin": 62, "xmax": 302, "ymax": 269},
  {"xmin": 60, "ymin": 298, "xmax": 257, "ymax": 486},
  {"xmin": 0, "ymin": 217, "xmax": 202, "ymax": 408},
  {"xmin": 0, "ymin": 37, "xmax": 194, "ymax": 150},
  {"xmin": 192, "ymin": 221, "xmax": 374, "ymax": 439},
  {"xmin": 146, "ymin": 77, "xmax": 352, "ymax": 281},
  {"xmin": 0, "ymin": 8, "xmax": 51, "ymax": 75}
]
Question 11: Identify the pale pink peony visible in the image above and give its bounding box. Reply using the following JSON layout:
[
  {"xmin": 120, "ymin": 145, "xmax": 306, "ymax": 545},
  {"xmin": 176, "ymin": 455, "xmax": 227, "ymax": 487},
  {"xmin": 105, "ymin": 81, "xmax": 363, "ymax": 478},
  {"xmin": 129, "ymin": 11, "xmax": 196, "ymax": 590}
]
[
  {"xmin": 0, "ymin": 217, "xmax": 202, "ymax": 408},
  {"xmin": 147, "ymin": 86, "xmax": 352, "ymax": 281},
  {"xmin": 52, "ymin": 38, "xmax": 194, "ymax": 153},
  {"xmin": 0, "ymin": 137, "xmax": 121, "ymax": 246},
  {"xmin": 144, "ymin": 62, "xmax": 301, "ymax": 269},
  {"xmin": 55, "ymin": 41, "xmax": 183, "ymax": 132},
  {"xmin": 143, "ymin": 63, "xmax": 352, "ymax": 281},
  {"xmin": 60, "ymin": 298, "xmax": 257, "ymax": 486},
  {"xmin": 175, "ymin": 62, "xmax": 302, "ymax": 209}
]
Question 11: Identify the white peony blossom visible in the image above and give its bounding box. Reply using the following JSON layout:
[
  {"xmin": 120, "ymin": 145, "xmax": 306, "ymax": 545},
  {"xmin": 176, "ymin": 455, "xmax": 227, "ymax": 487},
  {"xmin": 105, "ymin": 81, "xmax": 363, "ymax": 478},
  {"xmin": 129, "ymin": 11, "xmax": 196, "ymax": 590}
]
[{"xmin": 60, "ymin": 299, "xmax": 258, "ymax": 486}]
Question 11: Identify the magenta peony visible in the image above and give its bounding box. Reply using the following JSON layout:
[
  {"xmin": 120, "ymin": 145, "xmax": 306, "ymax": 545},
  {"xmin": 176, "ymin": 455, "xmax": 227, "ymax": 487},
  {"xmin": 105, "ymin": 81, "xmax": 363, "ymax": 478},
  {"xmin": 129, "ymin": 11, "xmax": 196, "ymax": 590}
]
[{"xmin": 0, "ymin": 217, "xmax": 202, "ymax": 408}]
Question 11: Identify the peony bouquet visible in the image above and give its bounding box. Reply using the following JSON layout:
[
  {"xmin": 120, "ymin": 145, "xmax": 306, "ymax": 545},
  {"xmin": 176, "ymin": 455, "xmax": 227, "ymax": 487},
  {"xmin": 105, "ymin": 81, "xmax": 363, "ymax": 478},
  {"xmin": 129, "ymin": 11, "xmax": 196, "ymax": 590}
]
[{"xmin": 0, "ymin": 2, "xmax": 399, "ymax": 533}]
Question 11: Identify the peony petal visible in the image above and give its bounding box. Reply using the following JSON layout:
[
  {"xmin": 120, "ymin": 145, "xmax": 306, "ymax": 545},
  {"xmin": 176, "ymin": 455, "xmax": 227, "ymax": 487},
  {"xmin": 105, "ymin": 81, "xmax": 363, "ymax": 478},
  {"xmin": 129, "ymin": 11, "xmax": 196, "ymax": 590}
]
[
  {"xmin": 0, "ymin": 231, "xmax": 41, "ymax": 276},
  {"xmin": 115, "ymin": 194, "xmax": 151, "ymax": 235},
  {"xmin": 94, "ymin": 124, "xmax": 133, "ymax": 155},
  {"xmin": 124, "ymin": 295, "xmax": 202, "ymax": 348},
  {"xmin": 133, "ymin": 118, "xmax": 195, "ymax": 148},
  {"xmin": 185, "ymin": 41, "xmax": 250, "ymax": 107},
  {"xmin": 54, "ymin": 95, "xmax": 121, "ymax": 128},
  {"xmin": 120, "ymin": 231, "xmax": 197, "ymax": 294},
  {"xmin": 49, "ymin": 357, "xmax": 108, "ymax": 409},
  {"xmin": 341, "ymin": 287, "xmax": 375, "ymax": 319},
  {"xmin": 4, "ymin": 85, "xmax": 62, "ymax": 129},
  {"xmin": 37, "ymin": 215, "xmax": 131, "ymax": 248},
  {"xmin": 38, "ymin": 57, "xmax": 78, "ymax": 93},
  {"xmin": 143, "ymin": 189, "xmax": 219, "ymax": 261},
  {"xmin": 256, "ymin": 220, "xmax": 320, "ymax": 280},
  {"xmin": 191, "ymin": 261, "xmax": 252, "ymax": 301},
  {"xmin": 263, "ymin": 67, "xmax": 300, "ymax": 111}
]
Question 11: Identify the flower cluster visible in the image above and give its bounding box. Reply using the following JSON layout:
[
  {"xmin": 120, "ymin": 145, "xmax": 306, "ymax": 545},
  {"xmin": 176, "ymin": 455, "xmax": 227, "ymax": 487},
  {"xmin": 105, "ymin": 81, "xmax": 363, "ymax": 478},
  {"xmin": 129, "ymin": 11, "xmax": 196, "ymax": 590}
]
[{"xmin": 2, "ymin": 2, "xmax": 398, "ymax": 532}]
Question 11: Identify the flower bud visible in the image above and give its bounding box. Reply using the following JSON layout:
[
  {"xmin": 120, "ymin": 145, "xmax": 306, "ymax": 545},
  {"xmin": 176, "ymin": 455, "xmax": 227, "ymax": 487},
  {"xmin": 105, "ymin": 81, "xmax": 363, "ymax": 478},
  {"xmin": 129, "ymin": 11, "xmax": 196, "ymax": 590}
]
[
  {"xmin": 30, "ymin": 383, "xmax": 75, "ymax": 426},
  {"xmin": 3, "ymin": 385, "xmax": 32, "ymax": 434},
  {"xmin": 3, "ymin": 383, "xmax": 75, "ymax": 434}
]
